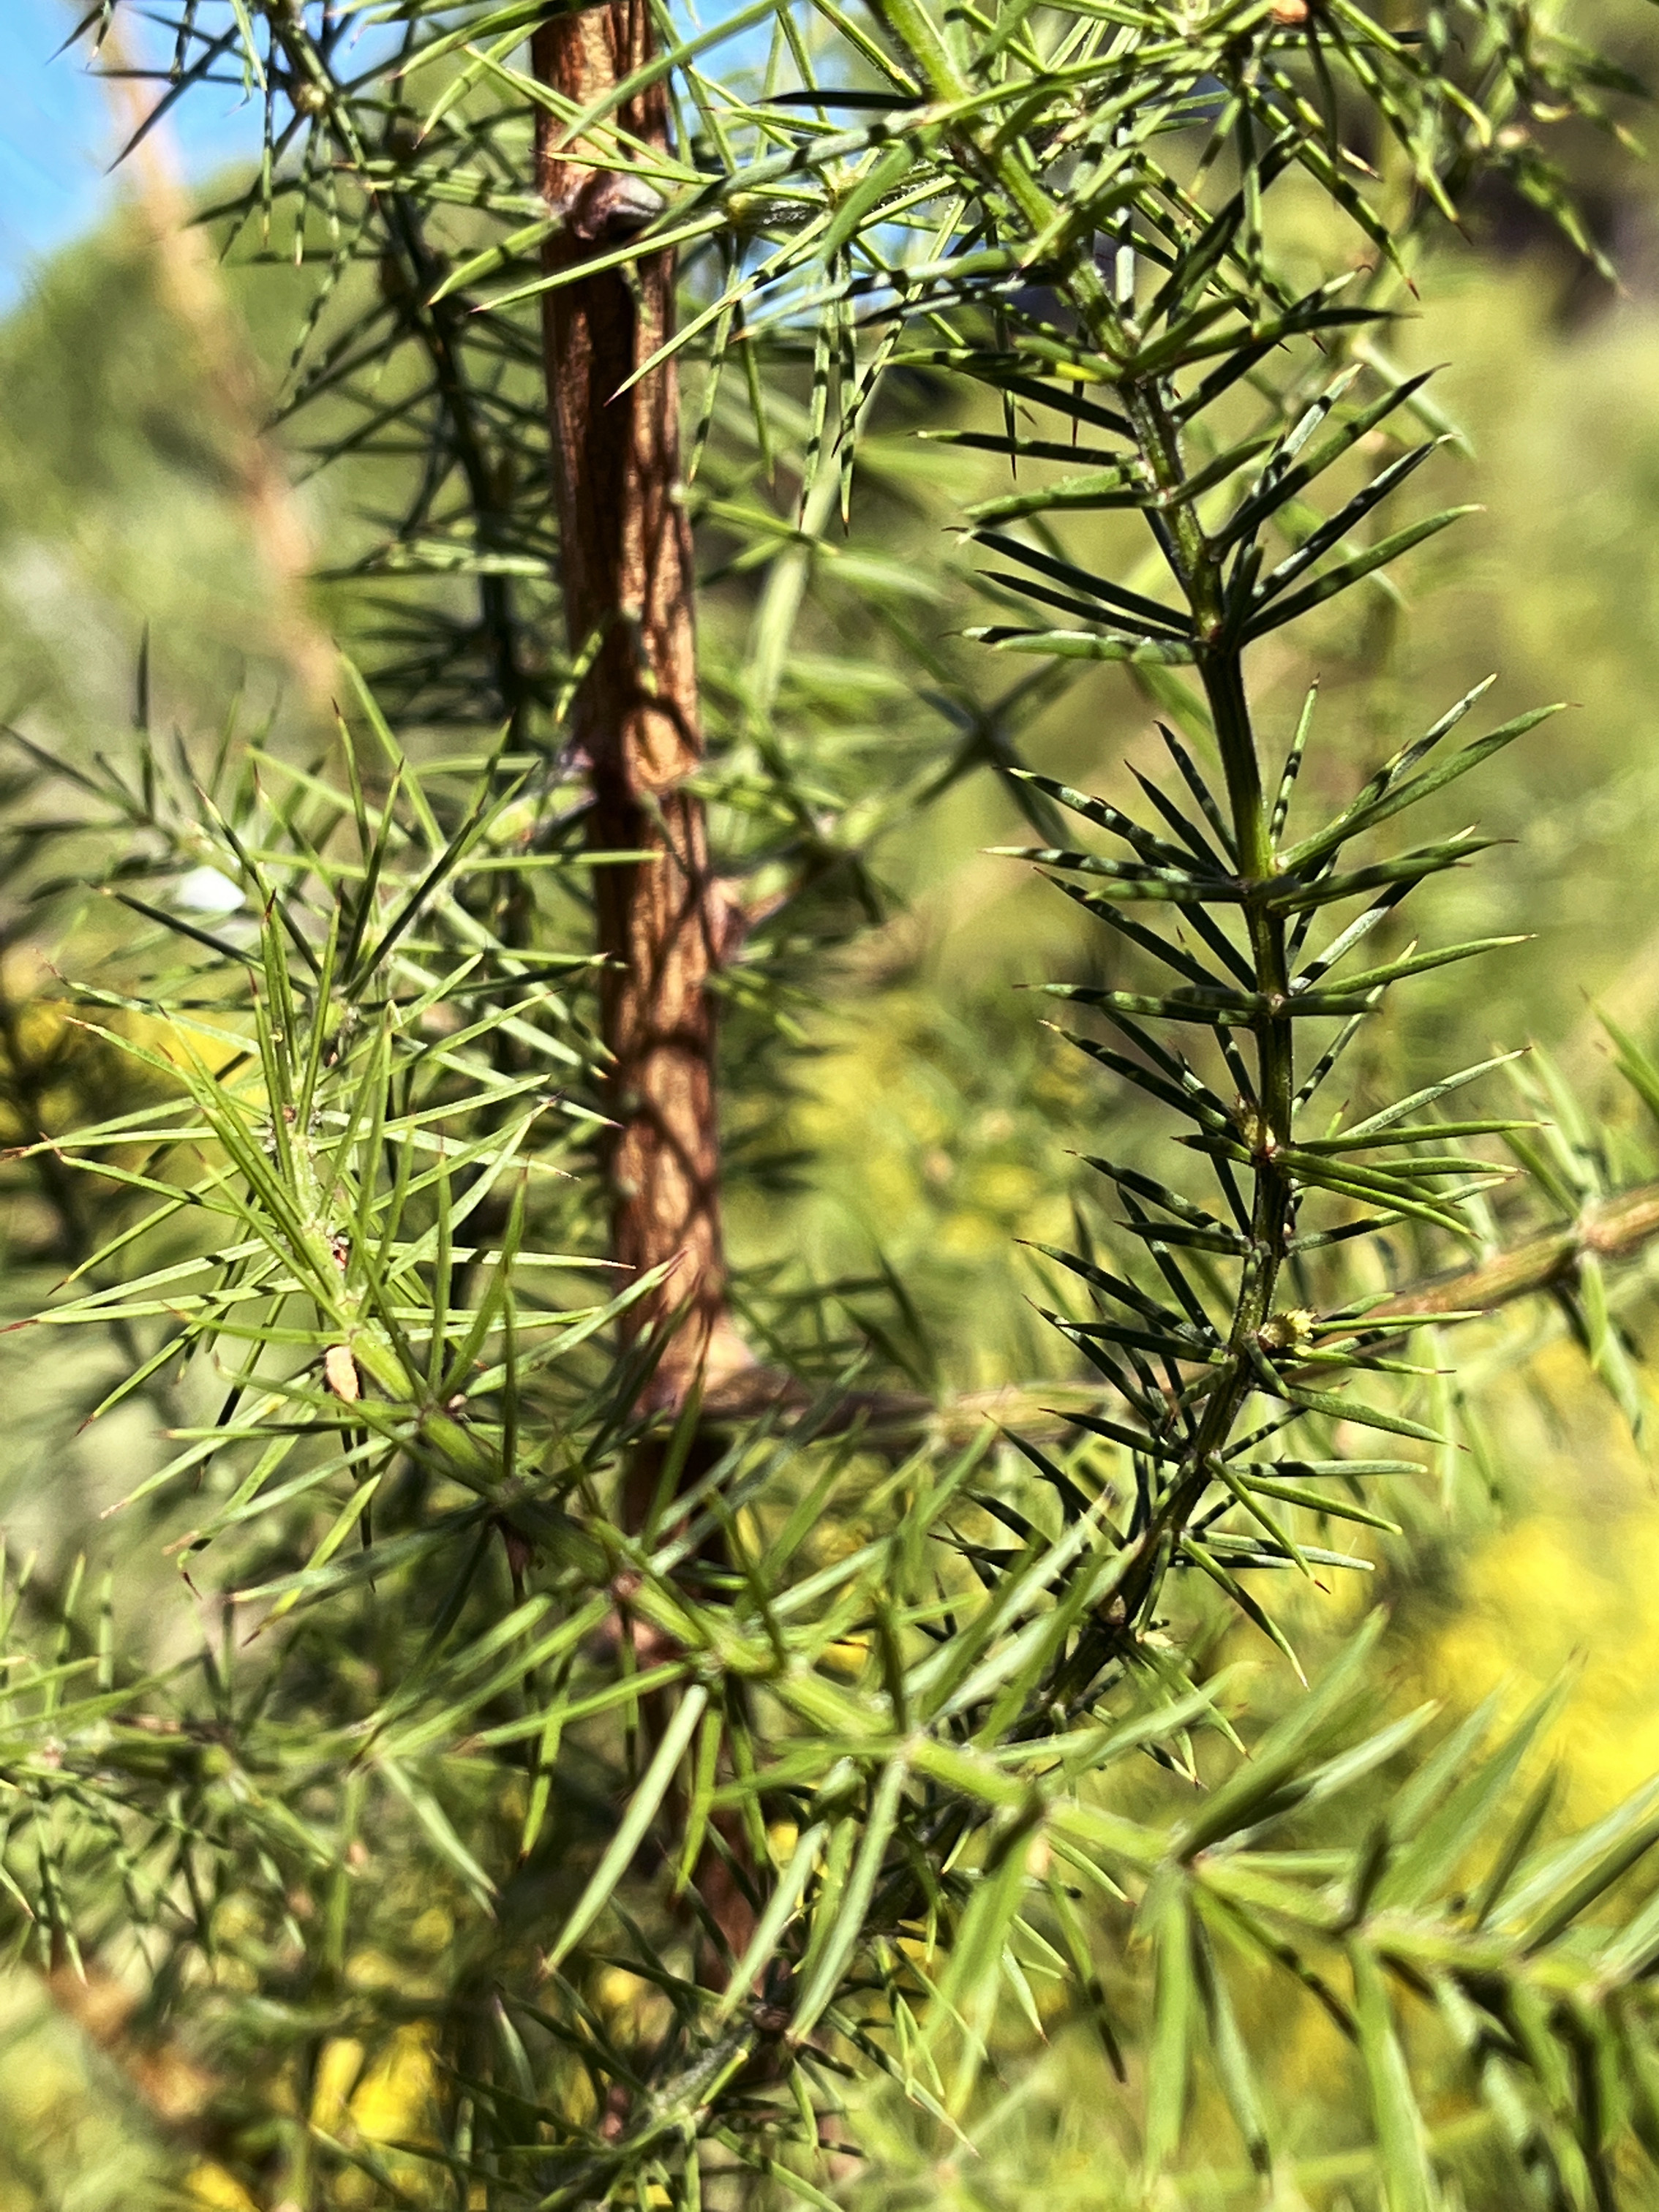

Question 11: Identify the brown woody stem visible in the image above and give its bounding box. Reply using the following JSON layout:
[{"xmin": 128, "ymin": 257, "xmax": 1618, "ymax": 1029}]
[
  {"xmin": 533, "ymin": 12, "xmax": 760, "ymax": 1982},
  {"xmin": 533, "ymin": 6, "xmax": 746, "ymax": 1417},
  {"xmin": 1361, "ymin": 1178, "xmax": 1659, "ymax": 1324}
]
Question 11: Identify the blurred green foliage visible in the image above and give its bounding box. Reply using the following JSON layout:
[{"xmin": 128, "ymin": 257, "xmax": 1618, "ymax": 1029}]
[{"xmin": 13, "ymin": 0, "xmax": 1659, "ymax": 2202}]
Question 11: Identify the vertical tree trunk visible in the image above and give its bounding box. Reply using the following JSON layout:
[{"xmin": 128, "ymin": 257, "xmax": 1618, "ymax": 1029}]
[
  {"xmin": 533, "ymin": 5, "xmax": 746, "ymax": 1418},
  {"xmin": 534, "ymin": 20, "xmax": 763, "ymax": 1974}
]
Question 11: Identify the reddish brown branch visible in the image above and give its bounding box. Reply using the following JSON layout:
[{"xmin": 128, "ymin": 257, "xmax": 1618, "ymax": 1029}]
[
  {"xmin": 533, "ymin": 7, "xmax": 759, "ymax": 1982},
  {"xmin": 534, "ymin": 7, "xmax": 746, "ymax": 1416}
]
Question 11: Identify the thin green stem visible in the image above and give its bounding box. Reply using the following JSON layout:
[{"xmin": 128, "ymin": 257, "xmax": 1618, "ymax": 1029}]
[
  {"xmin": 840, "ymin": 50, "xmax": 1312, "ymax": 1647},
  {"xmin": 1073, "ymin": 388, "xmax": 1299, "ymax": 1633}
]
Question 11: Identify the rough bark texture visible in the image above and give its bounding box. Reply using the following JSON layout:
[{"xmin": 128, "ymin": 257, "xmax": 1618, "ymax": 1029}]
[
  {"xmin": 534, "ymin": 7, "xmax": 745, "ymax": 1415},
  {"xmin": 534, "ymin": 8, "xmax": 759, "ymax": 1974}
]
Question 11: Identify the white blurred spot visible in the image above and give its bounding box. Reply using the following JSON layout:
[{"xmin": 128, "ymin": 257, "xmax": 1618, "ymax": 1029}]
[{"xmin": 177, "ymin": 866, "xmax": 244, "ymax": 916}]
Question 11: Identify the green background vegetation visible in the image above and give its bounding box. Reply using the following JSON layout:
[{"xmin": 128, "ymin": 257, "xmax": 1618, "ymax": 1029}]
[{"xmin": 12, "ymin": 4, "xmax": 1659, "ymax": 2200}]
